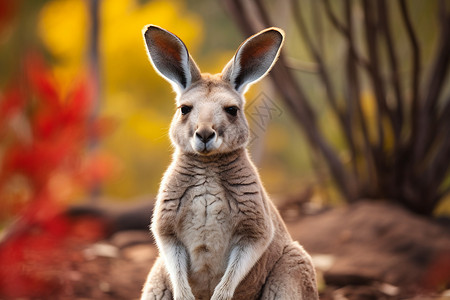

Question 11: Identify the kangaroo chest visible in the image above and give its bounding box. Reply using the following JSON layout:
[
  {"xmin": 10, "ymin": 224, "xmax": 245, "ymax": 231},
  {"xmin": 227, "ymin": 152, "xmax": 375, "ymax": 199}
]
[
  {"xmin": 177, "ymin": 175, "xmax": 233, "ymax": 271},
  {"xmin": 157, "ymin": 153, "xmax": 262, "ymax": 297},
  {"xmin": 162, "ymin": 174, "xmax": 234, "ymax": 297}
]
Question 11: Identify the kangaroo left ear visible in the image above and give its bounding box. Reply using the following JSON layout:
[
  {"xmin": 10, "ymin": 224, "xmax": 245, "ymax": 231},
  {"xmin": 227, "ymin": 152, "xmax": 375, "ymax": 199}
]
[
  {"xmin": 222, "ymin": 27, "xmax": 284, "ymax": 94},
  {"xmin": 143, "ymin": 25, "xmax": 201, "ymax": 95}
]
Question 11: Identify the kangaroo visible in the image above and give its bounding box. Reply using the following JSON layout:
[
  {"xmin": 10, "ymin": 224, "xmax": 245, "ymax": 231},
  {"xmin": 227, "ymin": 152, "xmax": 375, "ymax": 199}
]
[{"xmin": 140, "ymin": 25, "xmax": 318, "ymax": 300}]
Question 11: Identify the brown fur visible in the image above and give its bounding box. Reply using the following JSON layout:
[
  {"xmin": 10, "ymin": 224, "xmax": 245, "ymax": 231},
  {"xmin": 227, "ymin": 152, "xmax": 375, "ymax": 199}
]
[{"xmin": 140, "ymin": 26, "xmax": 318, "ymax": 300}]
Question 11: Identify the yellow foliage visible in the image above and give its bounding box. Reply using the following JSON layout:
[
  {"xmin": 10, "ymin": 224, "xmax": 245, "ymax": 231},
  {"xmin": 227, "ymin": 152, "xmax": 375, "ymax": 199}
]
[
  {"xmin": 435, "ymin": 194, "xmax": 450, "ymax": 216},
  {"xmin": 360, "ymin": 90, "xmax": 397, "ymax": 151},
  {"xmin": 38, "ymin": 0, "xmax": 88, "ymax": 92},
  {"xmin": 98, "ymin": 0, "xmax": 203, "ymax": 197},
  {"xmin": 39, "ymin": 0, "xmax": 88, "ymax": 62},
  {"xmin": 100, "ymin": 0, "xmax": 203, "ymax": 95},
  {"xmin": 38, "ymin": 0, "xmax": 204, "ymax": 198},
  {"xmin": 127, "ymin": 110, "xmax": 169, "ymax": 142},
  {"xmin": 360, "ymin": 90, "xmax": 378, "ymax": 144}
]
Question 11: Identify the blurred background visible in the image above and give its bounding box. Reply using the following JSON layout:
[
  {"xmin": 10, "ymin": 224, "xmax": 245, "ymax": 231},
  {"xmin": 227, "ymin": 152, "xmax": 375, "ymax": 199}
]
[
  {"xmin": 0, "ymin": 0, "xmax": 449, "ymax": 299},
  {"xmin": 0, "ymin": 0, "xmax": 321, "ymax": 212}
]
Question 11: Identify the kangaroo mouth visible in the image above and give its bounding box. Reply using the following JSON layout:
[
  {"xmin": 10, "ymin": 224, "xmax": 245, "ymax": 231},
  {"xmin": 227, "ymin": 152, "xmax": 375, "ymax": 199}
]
[
  {"xmin": 197, "ymin": 144, "xmax": 214, "ymax": 155},
  {"xmin": 200, "ymin": 146, "xmax": 209, "ymax": 154},
  {"xmin": 192, "ymin": 138, "xmax": 222, "ymax": 155}
]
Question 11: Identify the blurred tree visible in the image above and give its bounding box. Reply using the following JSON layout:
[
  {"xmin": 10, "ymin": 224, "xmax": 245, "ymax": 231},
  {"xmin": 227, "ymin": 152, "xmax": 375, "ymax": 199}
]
[{"xmin": 224, "ymin": 0, "xmax": 450, "ymax": 215}]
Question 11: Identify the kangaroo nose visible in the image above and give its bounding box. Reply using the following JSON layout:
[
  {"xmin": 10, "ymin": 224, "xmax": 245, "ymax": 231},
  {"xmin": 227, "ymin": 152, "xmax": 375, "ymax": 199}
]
[{"xmin": 195, "ymin": 128, "xmax": 215, "ymax": 143}]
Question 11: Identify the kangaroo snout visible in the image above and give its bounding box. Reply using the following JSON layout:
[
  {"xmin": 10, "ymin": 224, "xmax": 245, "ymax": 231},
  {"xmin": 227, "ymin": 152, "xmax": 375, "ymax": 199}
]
[
  {"xmin": 192, "ymin": 124, "xmax": 221, "ymax": 154},
  {"xmin": 195, "ymin": 127, "xmax": 216, "ymax": 144}
]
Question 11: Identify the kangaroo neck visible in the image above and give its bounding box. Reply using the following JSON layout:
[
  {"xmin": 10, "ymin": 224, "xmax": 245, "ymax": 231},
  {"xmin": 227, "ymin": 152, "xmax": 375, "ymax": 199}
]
[{"xmin": 173, "ymin": 148, "xmax": 253, "ymax": 176}]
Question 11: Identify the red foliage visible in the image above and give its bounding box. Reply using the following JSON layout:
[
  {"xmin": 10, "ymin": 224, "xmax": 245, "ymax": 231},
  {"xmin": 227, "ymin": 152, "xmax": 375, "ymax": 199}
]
[{"xmin": 0, "ymin": 55, "xmax": 112, "ymax": 298}]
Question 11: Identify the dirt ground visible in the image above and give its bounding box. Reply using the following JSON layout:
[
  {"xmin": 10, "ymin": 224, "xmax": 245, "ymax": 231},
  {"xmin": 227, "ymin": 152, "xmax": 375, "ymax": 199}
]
[{"xmin": 1, "ymin": 201, "xmax": 450, "ymax": 300}]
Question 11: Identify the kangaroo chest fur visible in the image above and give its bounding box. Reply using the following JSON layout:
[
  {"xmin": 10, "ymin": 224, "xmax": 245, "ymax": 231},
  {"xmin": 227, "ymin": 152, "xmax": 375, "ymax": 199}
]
[
  {"xmin": 155, "ymin": 151, "xmax": 265, "ymax": 297},
  {"xmin": 179, "ymin": 173, "xmax": 232, "ymax": 284}
]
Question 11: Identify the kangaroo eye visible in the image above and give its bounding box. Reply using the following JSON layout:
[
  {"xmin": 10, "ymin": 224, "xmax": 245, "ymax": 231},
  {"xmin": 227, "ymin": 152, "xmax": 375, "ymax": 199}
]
[
  {"xmin": 180, "ymin": 105, "xmax": 192, "ymax": 115},
  {"xmin": 224, "ymin": 106, "xmax": 238, "ymax": 116}
]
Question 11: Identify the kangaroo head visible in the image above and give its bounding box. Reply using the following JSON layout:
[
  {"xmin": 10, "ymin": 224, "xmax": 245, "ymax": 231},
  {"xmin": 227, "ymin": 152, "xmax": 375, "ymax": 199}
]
[{"xmin": 143, "ymin": 25, "xmax": 284, "ymax": 155}]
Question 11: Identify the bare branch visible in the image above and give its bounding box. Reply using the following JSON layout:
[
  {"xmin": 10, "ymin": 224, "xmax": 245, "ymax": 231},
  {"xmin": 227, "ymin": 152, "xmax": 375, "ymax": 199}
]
[
  {"xmin": 322, "ymin": 0, "xmax": 370, "ymax": 71},
  {"xmin": 311, "ymin": 0, "xmax": 324, "ymax": 54},
  {"xmin": 437, "ymin": 94, "xmax": 450, "ymax": 132},
  {"xmin": 291, "ymin": 0, "xmax": 362, "ymax": 181},
  {"xmin": 224, "ymin": 0, "xmax": 357, "ymax": 201},
  {"xmin": 423, "ymin": 11, "xmax": 450, "ymax": 111},
  {"xmin": 343, "ymin": 0, "xmax": 377, "ymax": 190},
  {"xmin": 438, "ymin": 0, "xmax": 449, "ymax": 27},
  {"xmin": 361, "ymin": 0, "xmax": 386, "ymax": 151},
  {"xmin": 378, "ymin": 0, "xmax": 404, "ymax": 139},
  {"xmin": 224, "ymin": 0, "xmax": 450, "ymax": 214},
  {"xmin": 398, "ymin": 0, "xmax": 421, "ymax": 154},
  {"xmin": 285, "ymin": 57, "xmax": 319, "ymax": 73},
  {"xmin": 322, "ymin": 0, "xmax": 348, "ymax": 36},
  {"xmin": 290, "ymin": 1, "xmax": 339, "ymax": 117},
  {"xmin": 252, "ymin": 0, "xmax": 272, "ymax": 29},
  {"xmin": 427, "ymin": 93, "xmax": 450, "ymax": 191},
  {"xmin": 270, "ymin": 57, "xmax": 358, "ymax": 202},
  {"xmin": 426, "ymin": 131, "xmax": 450, "ymax": 203},
  {"xmin": 414, "ymin": 8, "xmax": 450, "ymax": 162}
]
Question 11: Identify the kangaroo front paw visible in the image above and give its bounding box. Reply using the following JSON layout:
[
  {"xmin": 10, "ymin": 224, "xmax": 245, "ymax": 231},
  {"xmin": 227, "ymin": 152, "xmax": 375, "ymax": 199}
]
[
  {"xmin": 174, "ymin": 288, "xmax": 195, "ymax": 300},
  {"xmin": 175, "ymin": 293, "xmax": 195, "ymax": 300},
  {"xmin": 211, "ymin": 284, "xmax": 234, "ymax": 300},
  {"xmin": 175, "ymin": 296, "xmax": 194, "ymax": 300},
  {"xmin": 211, "ymin": 293, "xmax": 232, "ymax": 300},
  {"xmin": 175, "ymin": 294, "xmax": 195, "ymax": 300}
]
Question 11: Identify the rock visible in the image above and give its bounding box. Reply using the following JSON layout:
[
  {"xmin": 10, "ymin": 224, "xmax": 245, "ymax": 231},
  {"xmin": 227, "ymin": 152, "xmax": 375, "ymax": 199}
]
[
  {"xmin": 83, "ymin": 242, "xmax": 119, "ymax": 260},
  {"xmin": 121, "ymin": 244, "xmax": 158, "ymax": 263},
  {"xmin": 110, "ymin": 230, "xmax": 153, "ymax": 249},
  {"xmin": 287, "ymin": 201, "xmax": 450, "ymax": 290}
]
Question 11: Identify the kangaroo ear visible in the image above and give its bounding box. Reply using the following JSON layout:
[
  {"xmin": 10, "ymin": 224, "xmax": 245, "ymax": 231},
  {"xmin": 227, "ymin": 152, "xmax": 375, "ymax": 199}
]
[
  {"xmin": 222, "ymin": 27, "xmax": 284, "ymax": 94},
  {"xmin": 143, "ymin": 25, "xmax": 201, "ymax": 94}
]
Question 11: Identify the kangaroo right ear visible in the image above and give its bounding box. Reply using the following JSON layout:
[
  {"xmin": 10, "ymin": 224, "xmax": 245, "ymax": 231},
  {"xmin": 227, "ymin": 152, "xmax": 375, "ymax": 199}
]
[
  {"xmin": 222, "ymin": 27, "xmax": 284, "ymax": 94},
  {"xmin": 143, "ymin": 25, "xmax": 201, "ymax": 94}
]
